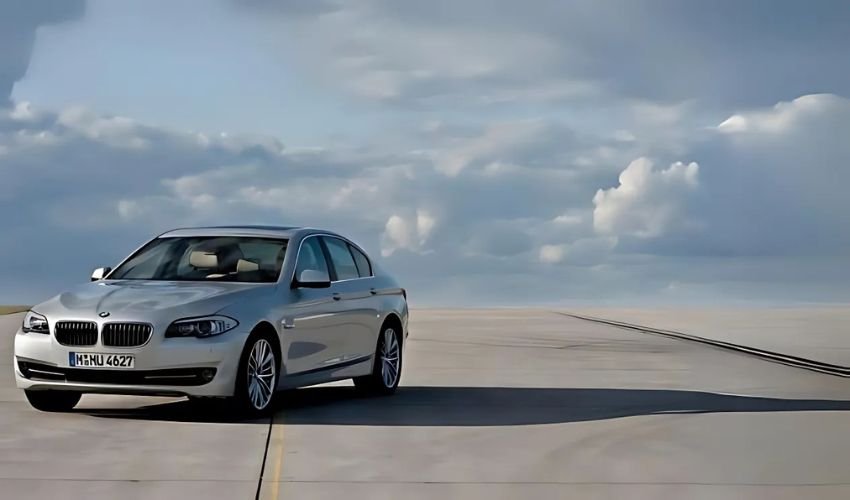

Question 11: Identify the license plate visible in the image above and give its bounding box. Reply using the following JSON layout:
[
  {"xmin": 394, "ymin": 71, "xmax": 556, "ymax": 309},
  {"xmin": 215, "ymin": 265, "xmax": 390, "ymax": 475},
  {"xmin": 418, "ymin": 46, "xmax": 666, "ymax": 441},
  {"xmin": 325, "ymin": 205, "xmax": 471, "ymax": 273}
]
[{"xmin": 69, "ymin": 352, "xmax": 135, "ymax": 369}]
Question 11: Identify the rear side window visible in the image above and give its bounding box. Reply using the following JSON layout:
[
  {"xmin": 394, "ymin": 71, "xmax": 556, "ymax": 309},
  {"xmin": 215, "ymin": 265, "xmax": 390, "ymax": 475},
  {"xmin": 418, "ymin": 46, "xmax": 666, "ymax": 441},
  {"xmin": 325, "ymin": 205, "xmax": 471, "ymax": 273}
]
[
  {"xmin": 323, "ymin": 237, "xmax": 359, "ymax": 281},
  {"xmin": 349, "ymin": 245, "xmax": 372, "ymax": 277}
]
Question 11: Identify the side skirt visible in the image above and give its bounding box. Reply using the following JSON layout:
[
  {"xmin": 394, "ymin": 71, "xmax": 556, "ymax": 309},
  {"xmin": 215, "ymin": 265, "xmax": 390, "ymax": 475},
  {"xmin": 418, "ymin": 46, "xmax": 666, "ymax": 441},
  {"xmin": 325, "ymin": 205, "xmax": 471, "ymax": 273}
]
[{"xmin": 277, "ymin": 355, "xmax": 373, "ymax": 390}]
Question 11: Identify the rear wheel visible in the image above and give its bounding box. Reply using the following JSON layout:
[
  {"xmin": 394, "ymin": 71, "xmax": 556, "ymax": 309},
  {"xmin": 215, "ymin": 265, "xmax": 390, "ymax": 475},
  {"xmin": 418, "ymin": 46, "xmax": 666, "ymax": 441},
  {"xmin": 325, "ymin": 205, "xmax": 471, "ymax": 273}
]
[
  {"xmin": 24, "ymin": 390, "xmax": 81, "ymax": 412},
  {"xmin": 234, "ymin": 335, "xmax": 278, "ymax": 416},
  {"xmin": 354, "ymin": 325, "xmax": 402, "ymax": 395}
]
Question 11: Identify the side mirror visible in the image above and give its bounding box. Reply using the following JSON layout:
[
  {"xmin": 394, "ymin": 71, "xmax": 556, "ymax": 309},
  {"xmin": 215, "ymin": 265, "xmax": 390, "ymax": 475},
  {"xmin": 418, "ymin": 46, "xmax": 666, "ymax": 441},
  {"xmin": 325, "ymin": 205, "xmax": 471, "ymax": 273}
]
[
  {"xmin": 292, "ymin": 269, "xmax": 331, "ymax": 289},
  {"xmin": 91, "ymin": 267, "xmax": 112, "ymax": 281}
]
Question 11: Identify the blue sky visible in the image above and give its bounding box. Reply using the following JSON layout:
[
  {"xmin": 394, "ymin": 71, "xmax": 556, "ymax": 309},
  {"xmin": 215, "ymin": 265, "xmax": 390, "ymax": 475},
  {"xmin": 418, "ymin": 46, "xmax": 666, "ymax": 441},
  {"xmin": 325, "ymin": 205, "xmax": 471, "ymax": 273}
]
[{"xmin": 2, "ymin": 0, "xmax": 850, "ymax": 305}]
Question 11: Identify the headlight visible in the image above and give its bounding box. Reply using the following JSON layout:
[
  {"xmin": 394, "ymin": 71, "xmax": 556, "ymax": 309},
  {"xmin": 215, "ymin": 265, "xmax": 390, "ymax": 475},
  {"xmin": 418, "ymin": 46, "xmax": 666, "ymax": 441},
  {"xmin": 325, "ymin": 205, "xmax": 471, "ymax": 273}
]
[
  {"xmin": 165, "ymin": 316, "xmax": 238, "ymax": 338},
  {"xmin": 22, "ymin": 311, "xmax": 49, "ymax": 334}
]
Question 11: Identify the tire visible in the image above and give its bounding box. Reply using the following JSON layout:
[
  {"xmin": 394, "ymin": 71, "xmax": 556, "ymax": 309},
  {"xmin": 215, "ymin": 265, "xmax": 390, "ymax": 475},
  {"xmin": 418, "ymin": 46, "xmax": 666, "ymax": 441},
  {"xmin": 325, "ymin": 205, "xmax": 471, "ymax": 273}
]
[
  {"xmin": 354, "ymin": 324, "xmax": 402, "ymax": 396},
  {"xmin": 24, "ymin": 390, "xmax": 82, "ymax": 412},
  {"xmin": 233, "ymin": 334, "xmax": 279, "ymax": 416}
]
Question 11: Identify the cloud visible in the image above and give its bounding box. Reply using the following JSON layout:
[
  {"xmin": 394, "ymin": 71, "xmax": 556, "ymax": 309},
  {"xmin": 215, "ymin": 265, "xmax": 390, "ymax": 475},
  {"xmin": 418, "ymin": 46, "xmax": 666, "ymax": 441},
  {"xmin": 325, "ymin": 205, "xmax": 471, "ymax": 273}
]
[
  {"xmin": 593, "ymin": 158, "xmax": 699, "ymax": 239},
  {"xmin": 233, "ymin": 0, "xmax": 340, "ymax": 17},
  {"xmin": 235, "ymin": 1, "xmax": 850, "ymax": 109},
  {"xmin": 5, "ymin": 92, "xmax": 850, "ymax": 305},
  {"xmin": 539, "ymin": 244, "xmax": 566, "ymax": 264},
  {"xmin": 0, "ymin": 98, "xmax": 630, "ymax": 303},
  {"xmin": 717, "ymin": 94, "xmax": 850, "ymax": 135},
  {"xmin": 0, "ymin": 0, "xmax": 84, "ymax": 102},
  {"xmin": 432, "ymin": 120, "xmax": 573, "ymax": 176},
  {"xmin": 2, "ymin": 1, "xmax": 850, "ymax": 306},
  {"xmin": 605, "ymin": 94, "xmax": 850, "ymax": 260},
  {"xmin": 380, "ymin": 210, "xmax": 437, "ymax": 256}
]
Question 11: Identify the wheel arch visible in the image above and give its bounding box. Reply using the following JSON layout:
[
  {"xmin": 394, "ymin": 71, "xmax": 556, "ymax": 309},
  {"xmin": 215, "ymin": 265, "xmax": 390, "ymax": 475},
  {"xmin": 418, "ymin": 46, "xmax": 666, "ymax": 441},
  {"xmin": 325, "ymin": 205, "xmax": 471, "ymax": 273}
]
[
  {"xmin": 247, "ymin": 321, "xmax": 282, "ymax": 368},
  {"xmin": 381, "ymin": 313, "xmax": 404, "ymax": 348}
]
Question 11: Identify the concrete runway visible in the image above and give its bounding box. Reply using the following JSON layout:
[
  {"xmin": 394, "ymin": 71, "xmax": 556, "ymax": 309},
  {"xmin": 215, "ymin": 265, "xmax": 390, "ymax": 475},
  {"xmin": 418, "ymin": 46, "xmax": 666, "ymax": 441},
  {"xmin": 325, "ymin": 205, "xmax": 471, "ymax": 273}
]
[
  {"xmin": 569, "ymin": 307, "xmax": 850, "ymax": 367},
  {"xmin": 2, "ymin": 309, "xmax": 849, "ymax": 499}
]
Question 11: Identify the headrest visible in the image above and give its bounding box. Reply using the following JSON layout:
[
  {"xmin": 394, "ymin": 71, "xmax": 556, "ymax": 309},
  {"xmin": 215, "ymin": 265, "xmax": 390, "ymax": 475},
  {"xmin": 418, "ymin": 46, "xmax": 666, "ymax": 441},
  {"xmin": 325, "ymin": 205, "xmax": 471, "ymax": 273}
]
[
  {"xmin": 189, "ymin": 251, "xmax": 218, "ymax": 269},
  {"xmin": 236, "ymin": 259, "xmax": 259, "ymax": 273}
]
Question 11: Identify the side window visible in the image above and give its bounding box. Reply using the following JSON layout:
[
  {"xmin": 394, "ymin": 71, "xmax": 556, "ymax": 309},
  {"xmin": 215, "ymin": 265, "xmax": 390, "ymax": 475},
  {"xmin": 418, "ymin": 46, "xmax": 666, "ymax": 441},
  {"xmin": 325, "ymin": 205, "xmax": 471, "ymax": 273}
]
[
  {"xmin": 349, "ymin": 245, "xmax": 372, "ymax": 278},
  {"xmin": 323, "ymin": 237, "xmax": 359, "ymax": 281},
  {"xmin": 295, "ymin": 237, "xmax": 329, "ymax": 278}
]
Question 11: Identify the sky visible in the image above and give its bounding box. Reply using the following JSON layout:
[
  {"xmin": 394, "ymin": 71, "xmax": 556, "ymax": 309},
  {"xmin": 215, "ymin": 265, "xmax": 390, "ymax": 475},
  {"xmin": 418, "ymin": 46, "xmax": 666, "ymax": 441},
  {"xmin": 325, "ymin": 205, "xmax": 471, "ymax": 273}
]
[{"xmin": 1, "ymin": 0, "xmax": 850, "ymax": 306}]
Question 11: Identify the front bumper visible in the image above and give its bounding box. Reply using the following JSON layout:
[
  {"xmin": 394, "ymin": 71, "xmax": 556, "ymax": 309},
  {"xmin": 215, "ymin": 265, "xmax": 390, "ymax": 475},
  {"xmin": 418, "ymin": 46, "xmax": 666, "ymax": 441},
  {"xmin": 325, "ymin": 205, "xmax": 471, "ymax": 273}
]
[{"xmin": 14, "ymin": 328, "xmax": 247, "ymax": 397}]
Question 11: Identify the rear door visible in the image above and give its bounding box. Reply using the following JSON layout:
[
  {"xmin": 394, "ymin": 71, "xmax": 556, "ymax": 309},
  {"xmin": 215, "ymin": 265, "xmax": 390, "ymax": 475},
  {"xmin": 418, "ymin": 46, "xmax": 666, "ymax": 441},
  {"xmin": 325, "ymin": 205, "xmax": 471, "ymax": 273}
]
[{"xmin": 321, "ymin": 236, "xmax": 381, "ymax": 361}]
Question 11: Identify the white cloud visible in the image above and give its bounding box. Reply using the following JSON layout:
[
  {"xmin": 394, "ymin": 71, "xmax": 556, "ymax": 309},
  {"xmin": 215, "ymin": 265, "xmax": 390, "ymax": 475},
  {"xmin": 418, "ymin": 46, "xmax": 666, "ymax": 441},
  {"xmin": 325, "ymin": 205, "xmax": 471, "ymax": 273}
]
[
  {"xmin": 8, "ymin": 100, "xmax": 37, "ymax": 121},
  {"xmin": 3, "ymin": 2, "xmax": 850, "ymax": 306},
  {"xmin": 717, "ymin": 94, "xmax": 850, "ymax": 134},
  {"xmin": 1, "ymin": 92, "xmax": 850, "ymax": 304},
  {"xmin": 552, "ymin": 213, "xmax": 582, "ymax": 226},
  {"xmin": 380, "ymin": 210, "xmax": 437, "ymax": 257},
  {"xmin": 593, "ymin": 158, "xmax": 699, "ymax": 238},
  {"xmin": 539, "ymin": 244, "xmax": 566, "ymax": 264},
  {"xmin": 538, "ymin": 237, "xmax": 617, "ymax": 266},
  {"xmin": 57, "ymin": 106, "xmax": 150, "ymax": 149},
  {"xmin": 434, "ymin": 120, "xmax": 549, "ymax": 176}
]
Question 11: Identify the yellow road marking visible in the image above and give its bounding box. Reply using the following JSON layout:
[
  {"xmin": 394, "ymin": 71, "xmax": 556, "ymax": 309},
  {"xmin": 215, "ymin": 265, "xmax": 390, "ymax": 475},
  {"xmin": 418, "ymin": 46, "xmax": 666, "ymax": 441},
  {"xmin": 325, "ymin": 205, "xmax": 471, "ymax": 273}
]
[{"xmin": 262, "ymin": 411, "xmax": 286, "ymax": 500}]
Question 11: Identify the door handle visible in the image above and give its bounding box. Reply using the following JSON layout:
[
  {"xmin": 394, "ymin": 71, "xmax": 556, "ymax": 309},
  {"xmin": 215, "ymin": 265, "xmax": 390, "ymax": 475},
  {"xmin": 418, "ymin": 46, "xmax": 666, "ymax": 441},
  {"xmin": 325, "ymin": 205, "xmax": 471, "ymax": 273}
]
[
  {"xmin": 369, "ymin": 288, "xmax": 377, "ymax": 295},
  {"xmin": 332, "ymin": 293, "xmax": 342, "ymax": 301}
]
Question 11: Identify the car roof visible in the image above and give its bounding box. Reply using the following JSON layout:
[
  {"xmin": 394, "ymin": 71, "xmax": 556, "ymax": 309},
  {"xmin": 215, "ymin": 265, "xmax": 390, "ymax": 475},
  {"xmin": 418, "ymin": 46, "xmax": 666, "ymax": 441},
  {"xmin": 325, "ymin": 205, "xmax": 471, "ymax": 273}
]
[{"xmin": 159, "ymin": 225, "xmax": 307, "ymax": 239}]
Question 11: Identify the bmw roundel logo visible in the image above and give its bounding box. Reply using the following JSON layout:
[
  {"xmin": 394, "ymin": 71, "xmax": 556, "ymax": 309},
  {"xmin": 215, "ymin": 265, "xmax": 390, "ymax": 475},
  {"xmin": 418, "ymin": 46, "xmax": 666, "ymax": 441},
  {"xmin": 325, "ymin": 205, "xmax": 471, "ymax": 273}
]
[{"xmin": 99, "ymin": 311, "xmax": 110, "ymax": 318}]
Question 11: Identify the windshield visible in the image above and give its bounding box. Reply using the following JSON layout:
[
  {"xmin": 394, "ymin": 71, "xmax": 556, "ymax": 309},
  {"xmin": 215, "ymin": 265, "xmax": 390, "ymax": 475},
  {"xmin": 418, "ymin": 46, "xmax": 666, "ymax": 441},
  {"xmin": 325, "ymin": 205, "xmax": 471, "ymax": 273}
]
[{"xmin": 109, "ymin": 236, "xmax": 288, "ymax": 283}]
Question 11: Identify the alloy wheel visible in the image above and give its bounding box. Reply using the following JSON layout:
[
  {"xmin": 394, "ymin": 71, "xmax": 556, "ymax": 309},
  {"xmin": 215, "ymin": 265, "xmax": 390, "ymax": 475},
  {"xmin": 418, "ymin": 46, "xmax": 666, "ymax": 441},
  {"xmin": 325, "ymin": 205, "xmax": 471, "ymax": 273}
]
[
  {"xmin": 380, "ymin": 328, "xmax": 400, "ymax": 388},
  {"xmin": 246, "ymin": 338, "xmax": 276, "ymax": 410}
]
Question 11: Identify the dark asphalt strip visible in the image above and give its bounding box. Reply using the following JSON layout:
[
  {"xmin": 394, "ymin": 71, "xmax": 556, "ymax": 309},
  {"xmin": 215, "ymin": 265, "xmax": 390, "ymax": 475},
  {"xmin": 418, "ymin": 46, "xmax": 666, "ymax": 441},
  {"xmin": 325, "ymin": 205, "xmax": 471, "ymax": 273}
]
[
  {"xmin": 558, "ymin": 312, "xmax": 850, "ymax": 378},
  {"xmin": 254, "ymin": 415, "xmax": 274, "ymax": 500}
]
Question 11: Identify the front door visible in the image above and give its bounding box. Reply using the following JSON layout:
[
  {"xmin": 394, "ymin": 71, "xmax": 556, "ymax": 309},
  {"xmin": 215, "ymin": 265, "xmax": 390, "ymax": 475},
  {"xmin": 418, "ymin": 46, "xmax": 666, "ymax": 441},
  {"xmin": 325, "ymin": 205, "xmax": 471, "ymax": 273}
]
[{"xmin": 281, "ymin": 236, "xmax": 347, "ymax": 375}]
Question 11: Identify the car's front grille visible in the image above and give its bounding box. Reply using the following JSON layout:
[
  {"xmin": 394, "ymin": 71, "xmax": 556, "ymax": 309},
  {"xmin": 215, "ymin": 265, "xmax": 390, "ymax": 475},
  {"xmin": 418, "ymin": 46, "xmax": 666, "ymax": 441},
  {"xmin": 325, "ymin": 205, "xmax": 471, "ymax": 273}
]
[
  {"xmin": 55, "ymin": 321, "xmax": 98, "ymax": 346},
  {"xmin": 102, "ymin": 323, "xmax": 152, "ymax": 347},
  {"xmin": 18, "ymin": 361, "xmax": 216, "ymax": 386}
]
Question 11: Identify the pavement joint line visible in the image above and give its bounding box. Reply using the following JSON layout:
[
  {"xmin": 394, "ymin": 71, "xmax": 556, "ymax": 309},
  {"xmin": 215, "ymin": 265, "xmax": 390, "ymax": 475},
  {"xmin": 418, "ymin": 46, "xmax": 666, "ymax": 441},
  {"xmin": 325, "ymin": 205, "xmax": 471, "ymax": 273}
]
[
  {"xmin": 557, "ymin": 311, "xmax": 850, "ymax": 378},
  {"xmin": 254, "ymin": 413, "xmax": 275, "ymax": 500},
  {"xmin": 259, "ymin": 411, "xmax": 286, "ymax": 500},
  {"xmin": 0, "ymin": 478, "xmax": 847, "ymax": 487},
  {"xmin": 0, "ymin": 478, "xmax": 259, "ymax": 483},
  {"xmin": 256, "ymin": 480, "xmax": 850, "ymax": 486}
]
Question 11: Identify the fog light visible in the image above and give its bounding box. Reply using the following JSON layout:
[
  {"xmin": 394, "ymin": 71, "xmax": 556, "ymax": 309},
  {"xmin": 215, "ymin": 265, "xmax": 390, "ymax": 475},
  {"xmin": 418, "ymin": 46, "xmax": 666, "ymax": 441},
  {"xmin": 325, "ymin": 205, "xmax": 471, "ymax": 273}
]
[{"xmin": 201, "ymin": 369, "xmax": 215, "ymax": 382}]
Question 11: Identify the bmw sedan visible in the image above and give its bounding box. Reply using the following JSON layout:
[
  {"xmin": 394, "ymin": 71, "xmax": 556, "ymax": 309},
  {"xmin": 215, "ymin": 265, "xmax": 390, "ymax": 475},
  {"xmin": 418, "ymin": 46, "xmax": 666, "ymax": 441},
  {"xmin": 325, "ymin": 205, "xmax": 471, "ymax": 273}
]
[{"xmin": 14, "ymin": 226, "xmax": 408, "ymax": 415}]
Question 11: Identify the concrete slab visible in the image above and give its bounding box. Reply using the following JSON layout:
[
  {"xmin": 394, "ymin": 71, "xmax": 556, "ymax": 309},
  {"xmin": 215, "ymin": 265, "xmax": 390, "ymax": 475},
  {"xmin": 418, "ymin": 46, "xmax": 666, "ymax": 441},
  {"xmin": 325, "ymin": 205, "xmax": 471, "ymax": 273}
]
[
  {"xmin": 258, "ymin": 309, "xmax": 850, "ymax": 499},
  {"xmin": 4, "ymin": 309, "xmax": 850, "ymax": 499},
  {"xmin": 0, "ymin": 312, "xmax": 268, "ymax": 499}
]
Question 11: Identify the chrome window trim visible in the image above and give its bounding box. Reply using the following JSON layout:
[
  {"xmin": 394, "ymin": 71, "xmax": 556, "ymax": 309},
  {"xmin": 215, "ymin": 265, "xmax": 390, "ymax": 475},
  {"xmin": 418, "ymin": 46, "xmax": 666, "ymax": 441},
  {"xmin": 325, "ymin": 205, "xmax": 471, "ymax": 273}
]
[
  {"xmin": 322, "ymin": 236, "xmax": 362, "ymax": 282},
  {"xmin": 291, "ymin": 234, "xmax": 332, "ymax": 283},
  {"xmin": 290, "ymin": 233, "xmax": 374, "ymax": 284}
]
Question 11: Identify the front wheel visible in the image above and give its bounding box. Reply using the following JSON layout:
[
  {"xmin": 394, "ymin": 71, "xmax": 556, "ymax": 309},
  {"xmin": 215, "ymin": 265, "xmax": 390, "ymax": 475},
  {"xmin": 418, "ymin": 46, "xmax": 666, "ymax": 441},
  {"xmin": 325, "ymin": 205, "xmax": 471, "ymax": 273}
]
[
  {"xmin": 354, "ymin": 325, "xmax": 402, "ymax": 395},
  {"xmin": 24, "ymin": 390, "xmax": 82, "ymax": 412},
  {"xmin": 233, "ymin": 335, "xmax": 278, "ymax": 416}
]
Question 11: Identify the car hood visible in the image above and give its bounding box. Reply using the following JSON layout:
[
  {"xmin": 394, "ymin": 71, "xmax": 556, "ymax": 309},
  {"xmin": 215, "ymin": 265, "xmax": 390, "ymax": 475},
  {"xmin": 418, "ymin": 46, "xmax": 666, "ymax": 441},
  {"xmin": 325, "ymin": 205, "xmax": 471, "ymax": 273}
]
[{"xmin": 33, "ymin": 280, "xmax": 271, "ymax": 321}]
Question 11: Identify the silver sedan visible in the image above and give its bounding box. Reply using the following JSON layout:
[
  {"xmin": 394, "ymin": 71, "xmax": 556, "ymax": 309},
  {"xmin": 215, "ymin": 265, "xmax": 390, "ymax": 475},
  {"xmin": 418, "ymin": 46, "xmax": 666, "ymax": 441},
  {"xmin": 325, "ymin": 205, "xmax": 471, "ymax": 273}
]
[{"xmin": 14, "ymin": 226, "xmax": 408, "ymax": 415}]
